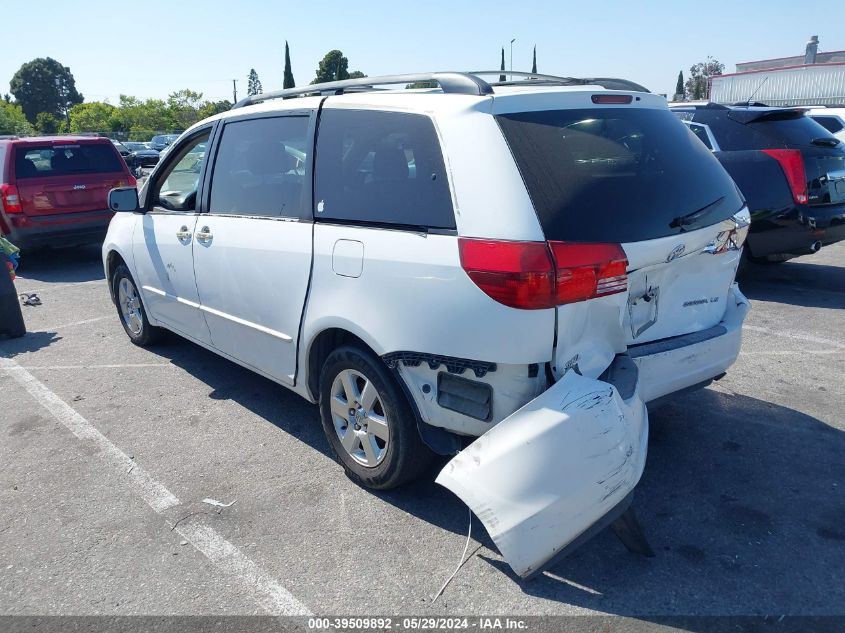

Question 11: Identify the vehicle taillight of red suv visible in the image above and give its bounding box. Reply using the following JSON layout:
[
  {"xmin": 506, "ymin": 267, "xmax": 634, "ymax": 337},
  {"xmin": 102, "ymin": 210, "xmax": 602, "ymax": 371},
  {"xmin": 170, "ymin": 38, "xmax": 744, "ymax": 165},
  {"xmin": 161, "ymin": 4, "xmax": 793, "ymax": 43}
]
[{"xmin": 0, "ymin": 135, "xmax": 135, "ymax": 250}]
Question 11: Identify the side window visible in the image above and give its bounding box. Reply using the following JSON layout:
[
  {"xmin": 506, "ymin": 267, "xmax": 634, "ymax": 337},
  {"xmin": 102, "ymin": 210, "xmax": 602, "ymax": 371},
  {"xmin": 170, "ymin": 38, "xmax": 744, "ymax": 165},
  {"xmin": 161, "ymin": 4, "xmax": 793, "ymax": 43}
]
[
  {"xmin": 314, "ymin": 109, "xmax": 455, "ymax": 229},
  {"xmin": 688, "ymin": 123, "xmax": 713, "ymax": 150},
  {"xmin": 812, "ymin": 116, "xmax": 844, "ymax": 134},
  {"xmin": 152, "ymin": 131, "xmax": 210, "ymax": 212},
  {"xmin": 208, "ymin": 116, "xmax": 309, "ymax": 218}
]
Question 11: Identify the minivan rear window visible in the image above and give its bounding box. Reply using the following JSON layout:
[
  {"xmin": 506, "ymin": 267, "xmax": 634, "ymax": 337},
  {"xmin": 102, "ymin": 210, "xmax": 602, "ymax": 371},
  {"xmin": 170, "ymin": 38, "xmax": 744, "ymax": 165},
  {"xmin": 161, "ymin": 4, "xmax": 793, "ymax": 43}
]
[
  {"xmin": 496, "ymin": 108, "xmax": 743, "ymax": 243},
  {"xmin": 14, "ymin": 143, "xmax": 124, "ymax": 179}
]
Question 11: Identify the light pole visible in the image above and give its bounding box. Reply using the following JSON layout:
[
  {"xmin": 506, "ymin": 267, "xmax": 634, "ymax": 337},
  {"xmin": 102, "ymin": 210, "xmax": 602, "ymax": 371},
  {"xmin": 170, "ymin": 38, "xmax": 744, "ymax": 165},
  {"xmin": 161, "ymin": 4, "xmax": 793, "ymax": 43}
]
[{"xmin": 510, "ymin": 38, "xmax": 516, "ymax": 80}]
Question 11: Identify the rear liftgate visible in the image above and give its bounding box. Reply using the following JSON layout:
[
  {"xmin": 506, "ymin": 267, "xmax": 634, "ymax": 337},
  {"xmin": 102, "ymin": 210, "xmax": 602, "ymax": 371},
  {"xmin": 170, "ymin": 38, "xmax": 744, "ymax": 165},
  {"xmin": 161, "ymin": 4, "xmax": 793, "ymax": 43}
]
[{"xmin": 436, "ymin": 356, "xmax": 652, "ymax": 579}]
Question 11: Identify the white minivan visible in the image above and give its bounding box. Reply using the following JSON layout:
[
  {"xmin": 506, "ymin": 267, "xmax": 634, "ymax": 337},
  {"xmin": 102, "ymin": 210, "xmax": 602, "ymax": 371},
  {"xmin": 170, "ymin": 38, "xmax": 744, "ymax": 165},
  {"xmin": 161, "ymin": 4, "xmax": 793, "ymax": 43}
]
[{"xmin": 103, "ymin": 72, "xmax": 750, "ymax": 579}]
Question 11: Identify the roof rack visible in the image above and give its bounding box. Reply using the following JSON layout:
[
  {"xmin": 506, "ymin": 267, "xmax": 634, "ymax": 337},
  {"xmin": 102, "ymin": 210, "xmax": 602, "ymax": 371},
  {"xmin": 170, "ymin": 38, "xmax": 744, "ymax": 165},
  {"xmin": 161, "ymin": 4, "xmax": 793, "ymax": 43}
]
[
  {"xmin": 232, "ymin": 70, "xmax": 650, "ymax": 109},
  {"xmin": 233, "ymin": 72, "xmax": 493, "ymax": 108}
]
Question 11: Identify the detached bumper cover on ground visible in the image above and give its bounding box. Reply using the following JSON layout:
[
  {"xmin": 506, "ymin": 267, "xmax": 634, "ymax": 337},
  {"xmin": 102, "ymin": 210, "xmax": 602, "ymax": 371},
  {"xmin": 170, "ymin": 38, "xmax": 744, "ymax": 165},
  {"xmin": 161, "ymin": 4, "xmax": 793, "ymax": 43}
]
[{"xmin": 436, "ymin": 363, "xmax": 648, "ymax": 579}]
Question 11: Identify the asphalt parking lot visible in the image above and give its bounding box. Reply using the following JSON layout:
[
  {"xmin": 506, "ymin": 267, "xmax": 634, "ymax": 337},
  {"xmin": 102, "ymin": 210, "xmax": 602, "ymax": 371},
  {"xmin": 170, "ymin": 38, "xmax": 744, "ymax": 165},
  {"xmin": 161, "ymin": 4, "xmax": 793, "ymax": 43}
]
[{"xmin": 0, "ymin": 242, "xmax": 843, "ymax": 622}]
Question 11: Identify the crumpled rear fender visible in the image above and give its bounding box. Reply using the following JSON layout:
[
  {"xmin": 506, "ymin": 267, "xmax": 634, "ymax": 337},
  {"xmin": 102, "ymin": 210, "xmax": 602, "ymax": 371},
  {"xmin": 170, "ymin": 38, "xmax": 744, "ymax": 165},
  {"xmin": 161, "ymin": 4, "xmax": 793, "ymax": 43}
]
[{"xmin": 436, "ymin": 366, "xmax": 648, "ymax": 579}]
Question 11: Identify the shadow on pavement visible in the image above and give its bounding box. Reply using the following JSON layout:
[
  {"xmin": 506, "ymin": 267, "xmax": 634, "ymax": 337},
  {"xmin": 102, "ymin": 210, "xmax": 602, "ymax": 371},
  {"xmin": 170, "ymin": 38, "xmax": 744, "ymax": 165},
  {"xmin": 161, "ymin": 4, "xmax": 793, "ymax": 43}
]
[
  {"xmin": 489, "ymin": 387, "xmax": 845, "ymax": 618},
  {"xmin": 15, "ymin": 244, "xmax": 105, "ymax": 284},
  {"xmin": 738, "ymin": 259, "xmax": 845, "ymax": 309},
  {"xmin": 0, "ymin": 330, "xmax": 61, "ymax": 357}
]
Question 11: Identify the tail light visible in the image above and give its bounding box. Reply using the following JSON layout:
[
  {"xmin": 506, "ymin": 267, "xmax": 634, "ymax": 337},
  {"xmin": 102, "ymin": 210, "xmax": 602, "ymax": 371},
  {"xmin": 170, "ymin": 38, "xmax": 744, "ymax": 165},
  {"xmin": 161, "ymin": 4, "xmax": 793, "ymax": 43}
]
[
  {"xmin": 458, "ymin": 239, "xmax": 555, "ymax": 310},
  {"xmin": 548, "ymin": 242, "xmax": 628, "ymax": 304},
  {"xmin": 0, "ymin": 184, "xmax": 22, "ymax": 213},
  {"xmin": 458, "ymin": 238, "xmax": 628, "ymax": 310},
  {"xmin": 762, "ymin": 149, "xmax": 808, "ymax": 205},
  {"xmin": 113, "ymin": 176, "xmax": 137, "ymax": 188}
]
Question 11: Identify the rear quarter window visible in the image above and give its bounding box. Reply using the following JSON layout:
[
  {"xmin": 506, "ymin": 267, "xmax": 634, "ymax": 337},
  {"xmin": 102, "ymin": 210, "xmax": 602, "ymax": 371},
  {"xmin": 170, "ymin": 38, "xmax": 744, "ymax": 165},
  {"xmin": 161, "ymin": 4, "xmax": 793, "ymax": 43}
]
[
  {"xmin": 14, "ymin": 143, "xmax": 124, "ymax": 178},
  {"xmin": 748, "ymin": 114, "xmax": 837, "ymax": 148},
  {"xmin": 314, "ymin": 109, "xmax": 455, "ymax": 230},
  {"xmin": 496, "ymin": 107, "xmax": 743, "ymax": 243},
  {"xmin": 811, "ymin": 116, "xmax": 844, "ymax": 134}
]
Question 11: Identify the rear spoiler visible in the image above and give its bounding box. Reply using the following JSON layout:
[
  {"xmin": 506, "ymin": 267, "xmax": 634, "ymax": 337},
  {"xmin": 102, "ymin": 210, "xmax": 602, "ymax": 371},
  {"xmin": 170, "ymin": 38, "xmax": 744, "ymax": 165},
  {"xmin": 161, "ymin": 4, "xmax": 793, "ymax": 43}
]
[{"xmin": 728, "ymin": 108, "xmax": 808, "ymax": 124}]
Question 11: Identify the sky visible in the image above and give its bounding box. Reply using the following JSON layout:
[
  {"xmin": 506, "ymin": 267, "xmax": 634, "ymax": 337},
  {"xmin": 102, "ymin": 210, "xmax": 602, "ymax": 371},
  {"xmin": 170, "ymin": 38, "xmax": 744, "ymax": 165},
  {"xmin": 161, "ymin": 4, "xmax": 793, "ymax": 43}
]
[{"xmin": 2, "ymin": 0, "xmax": 845, "ymax": 105}]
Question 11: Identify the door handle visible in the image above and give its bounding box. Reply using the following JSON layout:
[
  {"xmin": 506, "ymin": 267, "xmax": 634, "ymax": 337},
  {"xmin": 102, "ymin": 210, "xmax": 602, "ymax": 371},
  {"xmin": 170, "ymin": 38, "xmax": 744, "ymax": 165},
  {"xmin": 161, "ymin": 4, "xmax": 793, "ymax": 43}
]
[
  {"xmin": 195, "ymin": 226, "xmax": 213, "ymax": 242},
  {"xmin": 176, "ymin": 226, "xmax": 193, "ymax": 241}
]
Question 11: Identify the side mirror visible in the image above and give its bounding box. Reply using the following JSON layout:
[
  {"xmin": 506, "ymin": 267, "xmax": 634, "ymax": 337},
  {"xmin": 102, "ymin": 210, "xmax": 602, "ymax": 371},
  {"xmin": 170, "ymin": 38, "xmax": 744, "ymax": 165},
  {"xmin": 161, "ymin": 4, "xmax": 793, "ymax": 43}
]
[{"xmin": 108, "ymin": 187, "xmax": 140, "ymax": 213}]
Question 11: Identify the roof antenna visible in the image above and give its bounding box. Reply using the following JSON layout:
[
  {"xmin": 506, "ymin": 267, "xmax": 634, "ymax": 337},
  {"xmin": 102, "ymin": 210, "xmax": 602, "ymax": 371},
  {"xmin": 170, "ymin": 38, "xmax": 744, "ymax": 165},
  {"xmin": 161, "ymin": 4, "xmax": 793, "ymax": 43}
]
[{"xmin": 743, "ymin": 76, "xmax": 769, "ymax": 106}]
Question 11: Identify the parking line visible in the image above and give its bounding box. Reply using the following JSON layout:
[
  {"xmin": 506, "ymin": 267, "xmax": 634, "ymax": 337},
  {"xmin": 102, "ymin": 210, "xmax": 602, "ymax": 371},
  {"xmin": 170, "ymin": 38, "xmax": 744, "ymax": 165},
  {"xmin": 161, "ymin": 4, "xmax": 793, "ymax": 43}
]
[
  {"xmin": 21, "ymin": 363, "xmax": 172, "ymax": 370},
  {"xmin": 40, "ymin": 315, "xmax": 112, "ymax": 331},
  {"xmin": 742, "ymin": 324, "xmax": 845, "ymax": 350},
  {"xmin": 0, "ymin": 354, "xmax": 311, "ymax": 616}
]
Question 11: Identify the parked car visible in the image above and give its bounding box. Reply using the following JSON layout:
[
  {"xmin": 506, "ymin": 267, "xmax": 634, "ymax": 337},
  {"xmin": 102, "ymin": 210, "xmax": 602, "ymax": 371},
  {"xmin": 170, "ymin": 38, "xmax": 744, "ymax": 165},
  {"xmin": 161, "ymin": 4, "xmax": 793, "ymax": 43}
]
[
  {"xmin": 103, "ymin": 72, "xmax": 750, "ymax": 579},
  {"xmin": 112, "ymin": 139, "xmax": 132, "ymax": 162},
  {"xmin": 671, "ymin": 102, "xmax": 845, "ymax": 262},
  {"xmin": 0, "ymin": 136, "xmax": 135, "ymax": 250},
  {"xmin": 149, "ymin": 134, "xmax": 180, "ymax": 152},
  {"xmin": 123, "ymin": 142, "xmax": 160, "ymax": 168},
  {"xmin": 807, "ymin": 107, "xmax": 845, "ymax": 144}
]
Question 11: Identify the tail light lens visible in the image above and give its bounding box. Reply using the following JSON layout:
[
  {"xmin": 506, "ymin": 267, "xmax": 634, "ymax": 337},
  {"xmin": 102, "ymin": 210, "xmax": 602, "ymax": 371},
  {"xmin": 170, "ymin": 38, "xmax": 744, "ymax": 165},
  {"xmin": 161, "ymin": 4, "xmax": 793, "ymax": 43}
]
[
  {"xmin": 549, "ymin": 242, "xmax": 628, "ymax": 304},
  {"xmin": 0, "ymin": 184, "xmax": 22, "ymax": 213},
  {"xmin": 458, "ymin": 238, "xmax": 555, "ymax": 310},
  {"xmin": 458, "ymin": 238, "xmax": 628, "ymax": 310},
  {"xmin": 113, "ymin": 176, "xmax": 137, "ymax": 188},
  {"xmin": 762, "ymin": 149, "xmax": 808, "ymax": 205}
]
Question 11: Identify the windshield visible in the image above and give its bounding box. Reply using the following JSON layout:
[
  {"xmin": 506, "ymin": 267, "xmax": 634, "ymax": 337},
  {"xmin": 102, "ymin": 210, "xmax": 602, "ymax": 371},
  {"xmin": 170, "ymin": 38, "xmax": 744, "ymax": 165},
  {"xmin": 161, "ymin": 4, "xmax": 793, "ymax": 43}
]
[{"xmin": 496, "ymin": 107, "xmax": 744, "ymax": 243}]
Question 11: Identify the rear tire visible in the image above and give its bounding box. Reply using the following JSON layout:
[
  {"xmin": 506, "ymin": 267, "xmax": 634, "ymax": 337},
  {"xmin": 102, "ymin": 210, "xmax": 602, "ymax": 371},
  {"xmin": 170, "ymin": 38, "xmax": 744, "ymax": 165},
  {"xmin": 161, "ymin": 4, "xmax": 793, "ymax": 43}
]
[
  {"xmin": 319, "ymin": 345, "xmax": 433, "ymax": 490},
  {"xmin": 111, "ymin": 264, "xmax": 163, "ymax": 347}
]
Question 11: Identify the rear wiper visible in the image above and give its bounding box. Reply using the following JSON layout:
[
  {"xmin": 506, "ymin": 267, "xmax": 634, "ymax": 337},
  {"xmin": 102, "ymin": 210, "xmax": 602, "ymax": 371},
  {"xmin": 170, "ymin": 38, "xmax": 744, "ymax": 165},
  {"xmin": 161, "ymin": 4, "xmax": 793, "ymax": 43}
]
[
  {"xmin": 670, "ymin": 196, "xmax": 726, "ymax": 231},
  {"xmin": 812, "ymin": 137, "xmax": 841, "ymax": 147}
]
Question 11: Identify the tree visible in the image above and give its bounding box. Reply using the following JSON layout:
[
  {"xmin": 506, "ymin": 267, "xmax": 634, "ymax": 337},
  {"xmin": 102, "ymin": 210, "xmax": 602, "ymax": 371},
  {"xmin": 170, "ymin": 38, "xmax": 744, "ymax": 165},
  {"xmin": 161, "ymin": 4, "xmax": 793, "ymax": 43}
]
[
  {"xmin": 348, "ymin": 71, "xmax": 367, "ymax": 79},
  {"xmin": 500, "ymin": 48, "xmax": 506, "ymax": 82},
  {"xmin": 0, "ymin": 101, "xmax": 33, "ymax": 135},
  {"xmin": 117, "ymin": 95, "xmax": 174, "ymax": 139},
  {"xmin": 9, "ymin": 57, "xmax": 83, "ymax": 124},
  {"xmin": 674, "ymin": 71, "xmax": 684, "ymax": 100},
  {"xmin": 685, "ymin": 56, "xmax": 724, "ymax": 100},
  {"xmin": 167, "ymin": 89, "xmax": 204, "ymax": 130},
  {"xmin": 313, "ymin": 50, "xmax": 349, "ymax": 84},
  {"xmin": 35, "ymin": 112, "xmax": 60, "ymax": 134},
  {"xmin": 197, "ymin": 99, "xmax": 232, "ymax": 119},
  {"xmin": 68, "ymin": 102, "xmax": 118, "ymax": 133},
  {"xmin": 532, "ymin": 46, "xmax": 537, "ymax": 74},
  {"xmin": 247, "ymin": 69, "xmax": 263, "ymax": 96},
  {"xmin": 283, "ymin": 41, "xmax": 295, "ymax": 89}
]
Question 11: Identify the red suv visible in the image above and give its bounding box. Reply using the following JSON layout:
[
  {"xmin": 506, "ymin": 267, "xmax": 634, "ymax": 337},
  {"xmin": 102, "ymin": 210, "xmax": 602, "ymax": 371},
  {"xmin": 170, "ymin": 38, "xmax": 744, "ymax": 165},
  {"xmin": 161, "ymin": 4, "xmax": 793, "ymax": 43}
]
[{"xmin": 0, "ymin": 136, "xmax": 135, "ymax": 250}]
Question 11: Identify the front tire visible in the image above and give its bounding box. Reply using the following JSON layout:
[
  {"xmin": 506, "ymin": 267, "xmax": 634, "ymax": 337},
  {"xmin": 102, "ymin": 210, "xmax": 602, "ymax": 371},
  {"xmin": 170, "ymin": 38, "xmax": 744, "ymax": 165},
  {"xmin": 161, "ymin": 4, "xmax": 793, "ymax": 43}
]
[
  {"xmin": 111, "ymin": 264, "xmax": 162, "ymax": 347},
  {"xmin": 319, "ymin": 345, "xmax": 433, "ymax": 490}
]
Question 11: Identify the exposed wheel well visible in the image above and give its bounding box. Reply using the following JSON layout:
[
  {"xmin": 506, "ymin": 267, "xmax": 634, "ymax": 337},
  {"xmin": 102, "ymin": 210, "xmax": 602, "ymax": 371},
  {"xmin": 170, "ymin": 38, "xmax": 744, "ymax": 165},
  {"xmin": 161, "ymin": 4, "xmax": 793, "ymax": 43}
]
[
  {"xmin": 306, "ymin": 328, "xmax": 371, "ymax": 401},
  {"xmin": 105, "ymin": 251, "xmax": 127, "ymax": 300}
]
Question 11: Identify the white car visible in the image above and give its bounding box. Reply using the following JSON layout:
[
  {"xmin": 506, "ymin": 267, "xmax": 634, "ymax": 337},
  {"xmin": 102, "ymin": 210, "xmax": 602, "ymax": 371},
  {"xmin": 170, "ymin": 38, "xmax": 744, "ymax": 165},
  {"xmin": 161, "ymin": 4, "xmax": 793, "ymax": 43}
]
[
  {"xmin": 807, "ymin": 108, "xmax": 845, "ymax": 144},
  {"xmin": 103, "ymin": 72, "xmax": 750, "ymax": 579}
]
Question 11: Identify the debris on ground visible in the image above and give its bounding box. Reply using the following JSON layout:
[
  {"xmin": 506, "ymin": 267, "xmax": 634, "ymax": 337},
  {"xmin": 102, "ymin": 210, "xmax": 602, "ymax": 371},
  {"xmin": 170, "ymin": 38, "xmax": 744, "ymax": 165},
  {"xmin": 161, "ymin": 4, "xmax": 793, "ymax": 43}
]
[{"xmin": 202, "ymin": 498, "xmax": 236, "ymax": 508}]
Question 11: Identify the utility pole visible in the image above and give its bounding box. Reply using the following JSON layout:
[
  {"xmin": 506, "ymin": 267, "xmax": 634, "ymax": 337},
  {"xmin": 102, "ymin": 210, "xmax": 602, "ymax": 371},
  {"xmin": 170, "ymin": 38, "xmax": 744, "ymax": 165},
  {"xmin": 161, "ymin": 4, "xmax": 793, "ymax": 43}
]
[
  {"xmin": 510, "ymin": 38, "xmax": 516, "ymax": 80},
  {"xmin": 232, "ymin": 79, "xmax": 238, "ymax": 104}
]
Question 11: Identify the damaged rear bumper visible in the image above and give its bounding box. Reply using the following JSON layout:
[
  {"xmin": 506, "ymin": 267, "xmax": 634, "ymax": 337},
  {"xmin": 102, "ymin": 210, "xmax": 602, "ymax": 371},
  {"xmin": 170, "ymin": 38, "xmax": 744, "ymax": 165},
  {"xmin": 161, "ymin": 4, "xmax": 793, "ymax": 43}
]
[
  {"xmin": 436, "ymin": 356, "xmax": 648, "ymax": 579},
  {"xmin": 629, "ymin": 283, "xmax": 749, "ymax": 403}
]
